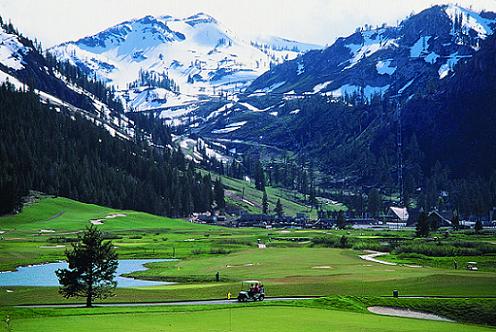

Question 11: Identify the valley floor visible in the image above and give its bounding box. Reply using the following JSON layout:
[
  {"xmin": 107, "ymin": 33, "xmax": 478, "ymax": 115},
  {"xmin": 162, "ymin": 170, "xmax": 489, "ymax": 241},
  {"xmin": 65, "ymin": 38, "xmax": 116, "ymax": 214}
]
[{"xmin": 1, "ymin": 196, "xmax": 496, "ymax": 330}]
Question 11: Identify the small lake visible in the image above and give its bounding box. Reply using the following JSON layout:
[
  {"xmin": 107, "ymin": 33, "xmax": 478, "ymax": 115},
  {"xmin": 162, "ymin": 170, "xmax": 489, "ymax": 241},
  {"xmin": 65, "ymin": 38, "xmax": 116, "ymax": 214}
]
[{"xmin": 0, "ymin": 259, "xmax": 175, "ymax": 288}]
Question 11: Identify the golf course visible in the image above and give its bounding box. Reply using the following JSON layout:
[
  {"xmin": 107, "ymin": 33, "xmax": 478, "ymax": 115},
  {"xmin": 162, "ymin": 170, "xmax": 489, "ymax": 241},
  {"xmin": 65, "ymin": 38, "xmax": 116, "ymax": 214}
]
[{"xmin": 1, "ymin": 195, "xmax": 496, "ymax": 331}]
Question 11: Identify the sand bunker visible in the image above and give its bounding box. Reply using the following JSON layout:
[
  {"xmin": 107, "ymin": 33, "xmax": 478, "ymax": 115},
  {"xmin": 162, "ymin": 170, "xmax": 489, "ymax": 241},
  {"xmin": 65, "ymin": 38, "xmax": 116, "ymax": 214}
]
[
  {"xmin": 105, "ymin": 213, "xmax": 126, "ymax": 219},
  {"xmin": 39, "ymin": 245, "xmax": 65, "ymax": 249},
  {"xmin": 39, "ymin": 229, "xmax": 55, "ymax": 233},
  {"xmin": 312, "ymin": 266, "xmax": 332, "ymax": 269},
  {"xmin": 90, "ymin": 220, "xmax": 104, "ymax": 225},
  {"xmin": 368, "ymin": 306, "xmax": 453, "ymax": 322}
]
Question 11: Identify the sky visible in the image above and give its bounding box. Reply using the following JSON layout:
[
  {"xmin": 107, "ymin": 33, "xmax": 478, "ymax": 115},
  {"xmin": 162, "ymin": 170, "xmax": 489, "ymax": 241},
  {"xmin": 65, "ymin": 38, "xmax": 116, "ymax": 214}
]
[{"xmin": 1, "ymin": 0, "xmax": 496, "ymax": 48}]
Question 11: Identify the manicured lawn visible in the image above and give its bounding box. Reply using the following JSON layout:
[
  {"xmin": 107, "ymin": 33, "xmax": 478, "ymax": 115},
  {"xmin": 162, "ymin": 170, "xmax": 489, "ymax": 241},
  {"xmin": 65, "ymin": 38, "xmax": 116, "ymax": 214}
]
[
  {"xmin": 1, "ymin": 196, "xmax": 496, "ymax": 308},
  {"xmin": 4, "ymin": 305, "xmax": 493, "ymax": 332}
]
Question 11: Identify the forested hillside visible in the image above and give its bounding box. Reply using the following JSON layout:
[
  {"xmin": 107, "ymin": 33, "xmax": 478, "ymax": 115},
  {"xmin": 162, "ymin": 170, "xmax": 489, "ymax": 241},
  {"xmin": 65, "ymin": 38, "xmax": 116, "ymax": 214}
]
[{"xmin": 0, "ymin": 84, "xmax": 221, "ymax": 217}]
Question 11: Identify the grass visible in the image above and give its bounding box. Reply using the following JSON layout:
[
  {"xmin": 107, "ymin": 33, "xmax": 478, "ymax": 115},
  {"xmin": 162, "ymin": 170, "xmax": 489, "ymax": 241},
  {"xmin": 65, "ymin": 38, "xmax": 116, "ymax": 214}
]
[
  {"xmin": 211, "ymin": 172, "xmax": 346, "ymax": 218},
  {"xmin": 1, "ymin": 297, "xmax": 495, "ymax": 332},
  {"xmin": 1, "ymin": 304, "xmax": 492, "ymax": 332},
  {"xmin": 1, "ymin": 194, "xmax": 496, "ymax": 332}
]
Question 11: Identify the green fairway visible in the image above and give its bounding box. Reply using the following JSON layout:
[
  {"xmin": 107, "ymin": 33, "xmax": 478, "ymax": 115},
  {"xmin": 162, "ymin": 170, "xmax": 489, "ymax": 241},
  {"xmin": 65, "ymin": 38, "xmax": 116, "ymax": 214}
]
[{"xmin": 5, "ymin": 305, "xmax": 492, "ymax": 332}]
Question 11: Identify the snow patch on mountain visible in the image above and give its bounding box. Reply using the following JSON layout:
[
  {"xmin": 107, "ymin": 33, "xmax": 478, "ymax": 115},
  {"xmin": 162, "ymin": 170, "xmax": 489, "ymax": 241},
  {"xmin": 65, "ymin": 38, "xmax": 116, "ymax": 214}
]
[
  {"xmin": 212, "ymin": 121, "xmax": 247, "ymax": 134},
  {"xmin": 410, "ymin": 36, "xmax": 431, "ymax": 58},
  {"xmin": 344, "ymin": 30, "xmax": 398, "ymax": 70},
  {"xmin": 329, "ymin": 84, "xmax": 390, "ymax": 99},
  {"xmin": 376, "ymin": 60, "xmax": 396, "ymax": 75},
  {"xmin": 312, "ymin": 81, "xmax": 333, "ymax": 93},
  {"xmin": 0, "ymin": 30, "xmax": 26, "ymax": 70},
  {"xmin": 445, "ymin": 4, "xmax": 494, "ymax": 39}
]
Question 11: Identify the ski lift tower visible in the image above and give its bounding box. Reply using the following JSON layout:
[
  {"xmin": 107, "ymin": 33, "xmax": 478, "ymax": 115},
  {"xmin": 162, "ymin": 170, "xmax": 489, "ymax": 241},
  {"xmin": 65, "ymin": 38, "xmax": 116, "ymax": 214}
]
[{"xmin": 389, "ymin": 93, "xmax": 404, "ymax": 207}]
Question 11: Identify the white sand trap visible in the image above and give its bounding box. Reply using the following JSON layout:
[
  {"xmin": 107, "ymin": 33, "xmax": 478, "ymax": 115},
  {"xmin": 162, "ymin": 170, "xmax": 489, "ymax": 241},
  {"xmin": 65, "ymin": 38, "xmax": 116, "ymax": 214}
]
[
  {"xmin": 106, "ymin": 213, "xmax": 127, "ymax": 219},
  {"xmin": 279, "ymin": 230, "xmax": 291, "ymax": 234},
  {"xmin": 258, "ymin": 243, "xmax": 266, "ymax": 249},
  {"xmin": 39, "ymin": 245, "xmax": 65, "ymax": 249},
  {"xmin": 226, "ymin": 263, "xmax": 255, "ymax": 268},
  {"xmin": 312, "ymin": 266, "xmax": 332, "ymax": 269},
  {"xmin": 90, "ymin": 220, "xmax": 104, "ymax": 225},
  {"xmin": 6, "ymin": 289, "xmax": 14, "ymax": 293},
  {"xmin": 0, "ymin": 231, "xmax": 5, "ymax": 234},
  {"xmin": 39, "ymin": 229, "xmax": 55, "ymax": 233},
  {"xmin": 184, "ymin": 238, "xmax": 196, "ymax": 242},
  {"xmin": 368, "ymin": 306, "xmax": 453, "ymax": 322}
]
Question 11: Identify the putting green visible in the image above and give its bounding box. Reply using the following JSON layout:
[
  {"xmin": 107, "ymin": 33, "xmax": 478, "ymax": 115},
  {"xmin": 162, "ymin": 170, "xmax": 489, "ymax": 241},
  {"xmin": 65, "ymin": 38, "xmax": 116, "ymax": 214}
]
[{"xmin": 10, "ymin": 306, "xmax": 492, "ymax": 332}]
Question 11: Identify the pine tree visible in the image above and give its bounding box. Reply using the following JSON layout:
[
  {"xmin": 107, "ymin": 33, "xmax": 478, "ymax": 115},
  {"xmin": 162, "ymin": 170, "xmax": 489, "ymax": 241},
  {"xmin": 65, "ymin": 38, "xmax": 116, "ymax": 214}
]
[
  {"xmin": 475, "ymin": 220, "xmax": 483, "ymax": 233},
  {"xmin": 337, "ymin": 211, "xmax": 346, "ymax": 229},
  {"xmin": 56, "ymin": 226, "xmax": 118, "ymax": 307},
  {"xmin": 367, "ymin": 189, "xmax": 381, "ymax": 217},
  {"xmin": 451, "ymin": 212, "xmax": 460, "ymax": 231},
  {"xmin": 274, "ymin": 199, "xmax": 284, "ymax": 217},
  {"xmin": 214, "ymin": 178, "xmax": 225, "ymax": 211},
  {"xmin": 416, "ymin": 211, "xmax": 430, "ymax": 237},
  {"xmin": 254, "ymin": 161, "xmax": 265, "ymax": 191},
  {"xmin": 262, "ymin": 191, "xmax": 269, "ymax": 214}
]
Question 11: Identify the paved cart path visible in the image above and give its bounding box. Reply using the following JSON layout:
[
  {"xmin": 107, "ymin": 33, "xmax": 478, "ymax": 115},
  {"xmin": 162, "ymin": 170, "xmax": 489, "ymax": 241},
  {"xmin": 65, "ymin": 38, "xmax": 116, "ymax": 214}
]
[{"xmin": 18, "ymin": 297, "xmax": 315, "ymax": 308}]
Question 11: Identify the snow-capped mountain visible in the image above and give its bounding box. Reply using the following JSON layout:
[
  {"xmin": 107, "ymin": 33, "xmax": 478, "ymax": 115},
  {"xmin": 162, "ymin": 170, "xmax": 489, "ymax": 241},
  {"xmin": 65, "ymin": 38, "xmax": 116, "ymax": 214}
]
[
  {"xmin": 0, "ymin": 23, "xmax": 136, "ymax": 141},
  {"xmin": 49, "ymin": 13, "xmax": 319, "ymax": 112},
  {"xmin": 248, "ymin": 5, "xmax": 496, "ymax": 99}
]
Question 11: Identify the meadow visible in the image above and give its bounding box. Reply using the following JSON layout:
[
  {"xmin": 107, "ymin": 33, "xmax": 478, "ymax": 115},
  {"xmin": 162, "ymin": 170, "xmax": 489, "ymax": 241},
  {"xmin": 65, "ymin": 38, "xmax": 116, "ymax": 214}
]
[{"xmin": 1, "ymin": 195, "xmax": 496, "ymax": 330}]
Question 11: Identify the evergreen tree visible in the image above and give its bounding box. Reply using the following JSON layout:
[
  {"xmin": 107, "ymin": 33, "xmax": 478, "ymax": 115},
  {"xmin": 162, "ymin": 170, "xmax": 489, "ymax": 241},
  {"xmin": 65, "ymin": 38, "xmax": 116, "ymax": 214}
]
[
  {"xmin": 56, "ymin": 226, "xmax": 118, "ymax": 307},
  {"xmin": 367, "ymin": 189, "xmax": 381, "ymax": 217},
  {"xmin": 337, "ymin": 211, "xmax": 346, "ymax": 229},
  {"xmin": 451, "ymin": 212, "xmax": 460, "ymax": 231},
  {"xmin": 475, "ymin": 220, "xmax": 483, "ymax": 233},
  {"xmin": 274, "ymin": 199, "xmax": 284, "ymax": 217},
  {"xmin": 254, "ymin": 160, "xmax": 265, "ymax": 191},
  {"xmin": 262, "ymin": 191, "xmax": 269, "ymax": 214},
  {"xmin": 214, "ymin": 178, "xmax": 225, "ymax": 211},
  {"xmin": 416, "ymin": 211, "xmax": 430, "ymax": 237}
]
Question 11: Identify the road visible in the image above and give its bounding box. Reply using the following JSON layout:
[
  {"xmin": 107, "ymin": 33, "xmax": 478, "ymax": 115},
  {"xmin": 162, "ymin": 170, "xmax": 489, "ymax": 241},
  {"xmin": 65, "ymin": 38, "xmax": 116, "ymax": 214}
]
[{"xmin": 18, "ymin": 297, "xmax": 316, "ymax": 308}]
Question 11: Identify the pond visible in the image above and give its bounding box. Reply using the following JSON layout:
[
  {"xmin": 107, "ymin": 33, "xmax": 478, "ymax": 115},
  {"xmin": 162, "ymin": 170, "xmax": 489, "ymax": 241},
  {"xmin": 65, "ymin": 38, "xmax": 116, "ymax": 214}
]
[{"xmin": 0, "ymin": 259, "xmax": 175, "ymax": 288}]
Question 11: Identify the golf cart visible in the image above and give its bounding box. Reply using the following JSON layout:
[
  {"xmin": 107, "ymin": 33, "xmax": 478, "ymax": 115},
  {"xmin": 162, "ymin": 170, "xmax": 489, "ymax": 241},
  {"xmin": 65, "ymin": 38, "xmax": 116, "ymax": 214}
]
[
  {"xmin": 237, "ymin": 280, "xmax": 265, "ymax": 302},
  {"xmin": 467, "ymin": 261, "xmax": 478, "ymax": 271}
]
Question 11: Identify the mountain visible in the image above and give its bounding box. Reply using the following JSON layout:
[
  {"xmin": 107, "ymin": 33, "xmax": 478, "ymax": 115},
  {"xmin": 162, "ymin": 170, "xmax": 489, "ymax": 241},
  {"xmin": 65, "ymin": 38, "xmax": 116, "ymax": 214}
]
[
  {"xmin": 248, "ymin": 5, "xmax": 496, "ymax": 99},
  {"xmin": 0, "ymin": 19, "xmax": 220, "ymax": 217},
  {"xmin": 0, "ymin": 21, "xmax": 136, "ymax": 141},
  {"xmin": 49, "ymin": 13, "xmax": 319, "ymax": 112},
  {"xmin": 179, "ymin": 5, "xmax": 496, "ymax": 186}
]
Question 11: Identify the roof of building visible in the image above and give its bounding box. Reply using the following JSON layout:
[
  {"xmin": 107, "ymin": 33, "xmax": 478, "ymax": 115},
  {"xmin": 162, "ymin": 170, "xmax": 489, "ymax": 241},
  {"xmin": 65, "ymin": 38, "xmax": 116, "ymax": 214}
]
[{"xmin": 389, "ymin": 206, "xmax": 409, "ymax": 222}]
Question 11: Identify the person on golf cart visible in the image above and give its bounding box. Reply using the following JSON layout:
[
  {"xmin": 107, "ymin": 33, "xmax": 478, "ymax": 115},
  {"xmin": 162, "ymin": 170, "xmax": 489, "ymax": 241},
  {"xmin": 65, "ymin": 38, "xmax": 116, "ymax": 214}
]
[
  {"xmin": 254, "ymin": 283, "xmax": 260, "ymax": 293},
  {"xmin": 248, "ymin": 284, "xmax": 255, "ymax": 296}
]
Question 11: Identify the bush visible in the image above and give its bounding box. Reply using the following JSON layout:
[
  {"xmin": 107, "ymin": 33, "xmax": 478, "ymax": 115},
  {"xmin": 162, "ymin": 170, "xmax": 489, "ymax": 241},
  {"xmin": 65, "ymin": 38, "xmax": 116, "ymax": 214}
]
[
  {"xmin": 48, "ymin": 237, "xmax": 78, "ymax": 243},
  {"xmin": 312, "ymin": 236, "xmax": 352, "ymax": 248},
  {"xmin": 209, "ymin": 248, "xmax": 231, "ymax": 255},
  {"xmin": 392, "ymin": 241, "xmax": 496, "ymax": 257},
  {"xmin": 352, "ymin": 241, "xmax": 390, "ymax": 252}
]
